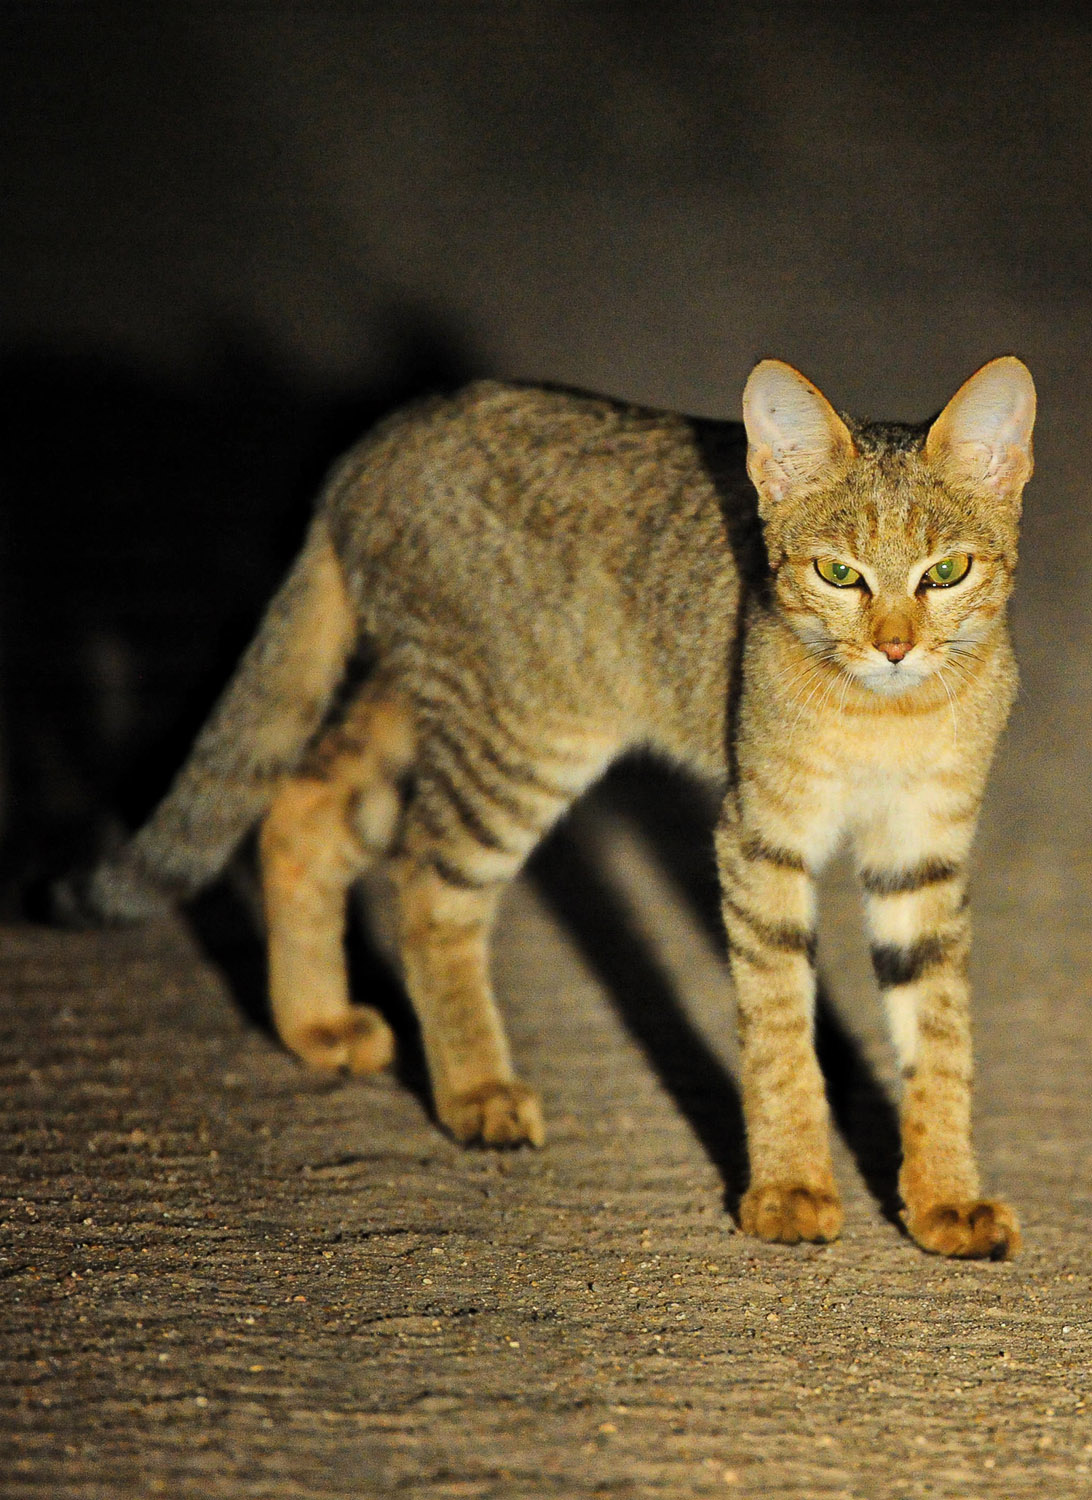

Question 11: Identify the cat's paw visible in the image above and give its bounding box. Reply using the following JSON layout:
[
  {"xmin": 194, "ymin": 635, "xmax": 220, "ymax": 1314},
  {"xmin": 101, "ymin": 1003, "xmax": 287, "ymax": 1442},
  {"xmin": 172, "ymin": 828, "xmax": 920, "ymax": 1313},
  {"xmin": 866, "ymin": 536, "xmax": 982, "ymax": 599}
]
[
  {"xmin": 904, "ymin": 1198, "xmax": 1021, "ymax": 1260},
  {"xmin": 740, "ymin": 1183, "xmax": 843, "ymax": 1245},
  {"xmin": 285, "ymin": 1006, "xmax": 396, "ymax": 1075},
  {"xmin": 440, "ymin": 1081, "xmax": 545, "ymax": 1148}
]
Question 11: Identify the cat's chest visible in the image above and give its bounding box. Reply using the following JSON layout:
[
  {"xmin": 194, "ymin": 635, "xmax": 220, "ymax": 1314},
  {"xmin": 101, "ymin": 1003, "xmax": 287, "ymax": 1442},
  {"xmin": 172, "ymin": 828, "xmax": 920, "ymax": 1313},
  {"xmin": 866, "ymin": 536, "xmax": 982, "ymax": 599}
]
[
  {"xmin": 794, "ymin": 707, "xmax": 969, "ymax": 848},
  {"xmin": 810, "ymin": 701, "xmax": 960, "ymax": 787}
]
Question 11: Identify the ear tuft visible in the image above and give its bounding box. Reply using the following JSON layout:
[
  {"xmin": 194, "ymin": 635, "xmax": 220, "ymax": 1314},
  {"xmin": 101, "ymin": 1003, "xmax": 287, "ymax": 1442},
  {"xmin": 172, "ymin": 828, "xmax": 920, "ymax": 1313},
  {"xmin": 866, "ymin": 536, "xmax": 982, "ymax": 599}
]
[
  {"xmin": 742, "ymin": 360, "xmax": 856, "ymax": 513},
  {"xmin": 925, "ymin": 356, "xmax": 1036, "ymax": 503}
]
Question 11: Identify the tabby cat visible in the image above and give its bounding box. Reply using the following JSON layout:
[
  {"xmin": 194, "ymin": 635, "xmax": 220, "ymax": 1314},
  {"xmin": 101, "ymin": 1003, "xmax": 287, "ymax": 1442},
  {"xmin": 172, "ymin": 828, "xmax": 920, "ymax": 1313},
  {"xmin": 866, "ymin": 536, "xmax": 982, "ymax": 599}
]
[{"xmin": 69, "ymin": 356, "xmax": 1036, "ymax": 1259}]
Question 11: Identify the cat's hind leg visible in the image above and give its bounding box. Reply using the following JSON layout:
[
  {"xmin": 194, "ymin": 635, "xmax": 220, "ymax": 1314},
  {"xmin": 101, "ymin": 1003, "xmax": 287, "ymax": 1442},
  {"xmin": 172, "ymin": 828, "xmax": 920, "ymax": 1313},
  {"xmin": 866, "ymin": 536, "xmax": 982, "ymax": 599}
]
[
  {"xmin": 393, "ymin": 707, "xmax": 617, "ymax": 1148},
  {"xmin": 259, "ymin": 690, "xmax": 415, "ymax": 1074},
  {"xmin": 394, "ymin": 858, "xmax": 541, "ymax": 1146}
]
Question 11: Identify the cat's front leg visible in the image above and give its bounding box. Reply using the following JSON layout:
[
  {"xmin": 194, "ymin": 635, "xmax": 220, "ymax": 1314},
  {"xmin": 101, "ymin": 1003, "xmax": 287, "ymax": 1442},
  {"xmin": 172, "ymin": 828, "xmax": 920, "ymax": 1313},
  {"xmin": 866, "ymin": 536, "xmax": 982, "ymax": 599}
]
[
  {"xmin": 858, "ymin": 821, "xmax": 1020, "ymax": 1260},
  {"xmin": 716, "ymin": 804, "xmax": 842, "ymax": 1245}
]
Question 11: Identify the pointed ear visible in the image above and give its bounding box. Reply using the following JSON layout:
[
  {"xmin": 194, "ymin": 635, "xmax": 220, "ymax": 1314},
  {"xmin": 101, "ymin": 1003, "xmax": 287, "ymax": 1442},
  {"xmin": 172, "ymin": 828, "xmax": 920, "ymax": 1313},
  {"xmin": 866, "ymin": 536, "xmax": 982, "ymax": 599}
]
[
  {"xmin": 925, "ymin": 356, "xmax": 1036, "ymax": 504},
  {"xmin": 742, "ymin": 359, "xmax": 856, "ymax": 514}
]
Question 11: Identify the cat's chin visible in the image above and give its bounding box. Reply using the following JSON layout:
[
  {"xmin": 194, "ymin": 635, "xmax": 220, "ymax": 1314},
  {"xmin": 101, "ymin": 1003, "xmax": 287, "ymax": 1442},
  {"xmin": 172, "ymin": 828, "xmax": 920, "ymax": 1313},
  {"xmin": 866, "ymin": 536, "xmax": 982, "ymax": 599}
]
[{"xmin": 851, "ymin": 663, "xmax": 932, "ymax": 697}]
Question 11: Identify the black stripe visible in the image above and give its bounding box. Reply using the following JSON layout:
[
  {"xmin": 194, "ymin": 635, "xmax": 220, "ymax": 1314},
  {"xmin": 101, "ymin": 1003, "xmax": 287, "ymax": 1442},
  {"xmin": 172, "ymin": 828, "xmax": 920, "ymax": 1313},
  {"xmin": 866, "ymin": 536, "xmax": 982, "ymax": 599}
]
[
  {"xmin": 726, "ymin": 936, "xmax": 774, "ymax": 972},
  {"xmin": 406, "ymin": 657, "xmax": 481, "ymax": 714},
  {"xmin": 427, "ymin": 723, "xmax": 544, "ymax": 834},
  {"xmin": 860, "ymin": 858, "xmax": 960, "ymax": 897},
  {"xmin": 463, "ymin": 720, "xmax": 572, "ymax": 799},
  {"xmin": 409, "ymin": 791, "xmax": 449, "ymax": 845},
  {"xmin": 722, "ymin": 894, "xmax": 817, "ymax": 964},
  {"xmin": 740, "ymin": 834, "xmax": 807, "ymax": 873},
  {"xmin": 434, "ymin": 774, "xmax": 522, "ymax": 854},
  {"xmin": 411, "ymin": 665, "xmax": 582, "ymax": 769},
  {"xmin": 413, "ymin": 778, "xmax": 522, "ymax": 857},
  {"xmin": 870, "ymin": 934, "xmax": 956, "ymax": 988},
  {"xmin": 453, "ymin": 720, "xmax": 573, "ymax": 804},
  {"xmin": 418, "ymin": 704, "xmax": 570, "ymax": 812},
  {"xmin": 427, "ymin": 851, "xmax": 499, "ymax": 891}
]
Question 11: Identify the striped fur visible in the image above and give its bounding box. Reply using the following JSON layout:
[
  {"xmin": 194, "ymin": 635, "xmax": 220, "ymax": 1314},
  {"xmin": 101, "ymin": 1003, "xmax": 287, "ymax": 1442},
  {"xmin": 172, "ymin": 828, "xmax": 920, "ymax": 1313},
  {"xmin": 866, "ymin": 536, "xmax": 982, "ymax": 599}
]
[{"xmin": 78, "ymin": 357, "xmax": 1034, "ymax": 1258}]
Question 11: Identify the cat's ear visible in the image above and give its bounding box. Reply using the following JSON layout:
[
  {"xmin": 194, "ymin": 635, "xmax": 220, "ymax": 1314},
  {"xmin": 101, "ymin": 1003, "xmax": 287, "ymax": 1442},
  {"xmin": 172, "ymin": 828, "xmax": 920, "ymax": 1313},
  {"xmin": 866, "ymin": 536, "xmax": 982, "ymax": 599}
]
[
  {"xmin": 742, "ymin": 360, "xmax": 856, "ymax": 514},
  {"xmin": 925, "ymin": 356, "xmax": 1036, "ymax": 504}
]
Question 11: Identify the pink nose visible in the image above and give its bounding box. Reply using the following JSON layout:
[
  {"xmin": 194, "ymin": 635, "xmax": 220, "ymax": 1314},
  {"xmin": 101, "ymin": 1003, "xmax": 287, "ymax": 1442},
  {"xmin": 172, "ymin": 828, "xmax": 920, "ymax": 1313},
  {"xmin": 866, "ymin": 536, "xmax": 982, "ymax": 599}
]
[{"xmin": 877, "ymin": 640, "xmax": 910, "ymax": 663}]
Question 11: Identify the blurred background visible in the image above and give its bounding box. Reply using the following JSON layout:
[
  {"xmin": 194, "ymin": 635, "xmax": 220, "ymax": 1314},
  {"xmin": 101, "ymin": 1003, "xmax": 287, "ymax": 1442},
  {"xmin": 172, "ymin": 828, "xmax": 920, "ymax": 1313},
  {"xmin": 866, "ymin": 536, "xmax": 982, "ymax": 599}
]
[{"xmin": 3, "ymin": 3, "xmax": 1091, "ymax": 897}]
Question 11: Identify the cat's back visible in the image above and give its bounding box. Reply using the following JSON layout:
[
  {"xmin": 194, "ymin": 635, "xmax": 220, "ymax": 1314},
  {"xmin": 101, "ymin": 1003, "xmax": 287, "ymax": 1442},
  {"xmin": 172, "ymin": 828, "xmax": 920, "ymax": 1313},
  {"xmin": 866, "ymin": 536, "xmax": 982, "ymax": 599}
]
[
  {"xmin": 324, "ymin": 379, "xmax": 749, "ymax": 568},
  {"xmin": 321, "ymin": 381, "xmax": 754, "ymax": 762}
]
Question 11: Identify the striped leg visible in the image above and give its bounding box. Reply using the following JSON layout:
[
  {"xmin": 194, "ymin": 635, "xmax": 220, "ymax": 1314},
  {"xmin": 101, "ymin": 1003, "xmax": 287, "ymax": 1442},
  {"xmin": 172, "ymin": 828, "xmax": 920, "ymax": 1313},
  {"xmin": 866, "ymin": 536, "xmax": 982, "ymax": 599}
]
[
  {"xmin": 858, "ymin": 812, "xmax": 1020, "ymax": 1259},
  {"xmin": 394, "ymin": 852, "xmax": 543, "ymax": 1146},
  {"xmin": 394, "ymin": 689, "xmax": 617, "ymax": 1147},
  {"xmin": 717, "ymin": 805, "xmax": 842, "ymax": 1244}
]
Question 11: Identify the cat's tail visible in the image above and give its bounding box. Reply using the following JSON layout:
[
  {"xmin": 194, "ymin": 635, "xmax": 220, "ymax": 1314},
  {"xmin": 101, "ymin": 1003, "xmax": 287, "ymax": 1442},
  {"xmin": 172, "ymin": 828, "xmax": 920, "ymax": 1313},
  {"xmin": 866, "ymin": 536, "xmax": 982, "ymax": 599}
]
[{"xmin": 54, "ymin": 515, "xmax": 357, "ymax": 926}]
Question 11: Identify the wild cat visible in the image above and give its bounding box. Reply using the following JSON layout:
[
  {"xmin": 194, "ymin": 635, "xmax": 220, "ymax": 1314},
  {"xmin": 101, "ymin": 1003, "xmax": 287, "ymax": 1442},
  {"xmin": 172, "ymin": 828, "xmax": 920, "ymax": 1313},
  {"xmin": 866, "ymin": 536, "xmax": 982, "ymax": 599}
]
[{"xmin": 65, "ymin": 355, "xmax": 1036, "ymax": 1259}]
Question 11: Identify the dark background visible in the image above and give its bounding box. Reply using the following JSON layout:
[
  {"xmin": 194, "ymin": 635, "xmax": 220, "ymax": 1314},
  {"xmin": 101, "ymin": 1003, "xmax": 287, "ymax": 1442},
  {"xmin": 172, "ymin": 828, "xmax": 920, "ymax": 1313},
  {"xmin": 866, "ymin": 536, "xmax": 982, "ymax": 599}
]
[{"xmin": 3, "ymin": 4, "xmax": 1091, "ymax": 892}]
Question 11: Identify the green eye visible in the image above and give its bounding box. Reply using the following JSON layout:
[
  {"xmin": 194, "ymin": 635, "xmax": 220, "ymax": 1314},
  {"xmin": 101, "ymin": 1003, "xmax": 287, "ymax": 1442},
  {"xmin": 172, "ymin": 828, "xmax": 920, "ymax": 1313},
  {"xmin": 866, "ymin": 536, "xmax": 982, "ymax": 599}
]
[
  {"xmin": 921, "ymin": 554, "xmax": 971, "ymax": 588},
  {"xmin": 816, "ymin": 558, "xmax": 862, "ymax": 587}
]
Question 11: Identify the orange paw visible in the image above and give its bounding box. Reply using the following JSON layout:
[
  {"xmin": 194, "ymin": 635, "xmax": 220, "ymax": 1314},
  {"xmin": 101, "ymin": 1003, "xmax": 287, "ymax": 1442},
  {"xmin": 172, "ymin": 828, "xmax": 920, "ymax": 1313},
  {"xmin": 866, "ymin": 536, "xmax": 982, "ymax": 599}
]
[
  {"xmin": 286, "ymin": 1007, "xmax": 396, "ymax": 1075},
  {"xmin": 904, "ymin": 1198, "xmax": 1021, "ymax": 1260},
  {"xmin": 740, "ymin": 1183, "xmax": 843, "ymax": 1244},
  {"xmin": 440, "ymin": 1080, "xmax": 545, "ymax": 1148}
]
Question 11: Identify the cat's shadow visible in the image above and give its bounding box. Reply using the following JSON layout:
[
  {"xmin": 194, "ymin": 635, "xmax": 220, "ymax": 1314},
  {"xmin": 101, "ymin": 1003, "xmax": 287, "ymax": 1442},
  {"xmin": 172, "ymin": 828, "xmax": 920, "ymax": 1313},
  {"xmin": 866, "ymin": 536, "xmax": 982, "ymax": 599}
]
[
  {"xmin": 531, "ymin": 761, "xmax": 905, "ymax": 1228},
  {"xmin": 528, "ymin": 794, "xmax": 750, "ymax": 1212}
]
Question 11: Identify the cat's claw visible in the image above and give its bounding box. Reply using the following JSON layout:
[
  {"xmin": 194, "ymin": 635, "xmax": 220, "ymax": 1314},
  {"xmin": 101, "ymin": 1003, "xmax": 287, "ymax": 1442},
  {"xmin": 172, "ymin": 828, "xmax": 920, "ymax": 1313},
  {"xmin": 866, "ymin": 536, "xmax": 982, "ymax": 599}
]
[
  {"xmin": 441, "ymin": 1080, "xmax": 545, "ymax": 1148},
  {"xmin": 740, "ymin": 1183, "xmax": 844, "ymax": 1245},
  {"xmin": 903, "ymin": 1198, "xmax": 1021, "ymax": 1260},
  {"xmin": 285, "ymin": 1007, "xmax": 396, "ymax": 1075}
]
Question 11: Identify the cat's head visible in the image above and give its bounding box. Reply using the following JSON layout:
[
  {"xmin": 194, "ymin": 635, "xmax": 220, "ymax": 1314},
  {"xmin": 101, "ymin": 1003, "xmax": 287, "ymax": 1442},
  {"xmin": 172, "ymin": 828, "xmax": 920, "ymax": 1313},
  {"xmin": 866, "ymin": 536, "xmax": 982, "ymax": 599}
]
[{"xmin": 742, "ymin": 356, "xmax": 1036, "ymax": 695}]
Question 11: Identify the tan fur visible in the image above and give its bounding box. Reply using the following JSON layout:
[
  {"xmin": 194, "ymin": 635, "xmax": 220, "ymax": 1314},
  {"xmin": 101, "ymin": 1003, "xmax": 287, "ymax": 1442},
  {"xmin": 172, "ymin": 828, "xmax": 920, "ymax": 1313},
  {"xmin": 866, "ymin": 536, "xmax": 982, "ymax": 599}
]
[
  {"xmin": 259, "ymin": 688, "xmax": 414, "ymax": 1073},
  {"xmin": 88, "ymin": 358, "xmax": 1035, "ymax": 1259}
]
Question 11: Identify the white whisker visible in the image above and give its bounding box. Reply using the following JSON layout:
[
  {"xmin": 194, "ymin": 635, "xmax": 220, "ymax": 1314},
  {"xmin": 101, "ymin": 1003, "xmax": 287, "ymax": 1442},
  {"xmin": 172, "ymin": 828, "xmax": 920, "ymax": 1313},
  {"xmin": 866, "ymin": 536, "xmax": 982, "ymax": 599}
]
[
  {"xmin": 937, "ymin": 666, "xmax": 959, "ymax": 747},
  {"xmin": 786, "ymin": 659, "xmax": 841, "ymax": 747},
  {"xmin": 837, "ymin": 663, "xmax": 854, "ymax": 716}
]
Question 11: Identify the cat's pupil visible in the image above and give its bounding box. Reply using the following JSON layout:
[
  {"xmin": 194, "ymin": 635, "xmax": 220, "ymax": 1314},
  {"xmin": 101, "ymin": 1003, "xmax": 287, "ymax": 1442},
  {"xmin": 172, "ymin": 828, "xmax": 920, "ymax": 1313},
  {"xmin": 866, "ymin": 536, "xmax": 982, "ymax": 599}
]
[
  {"xmin": 833, "ymin": 562, "xmax": 849, "ymax": 580},
  {"xmin": 936, "ymin": 559, "xmax": 953, "ymax": 580}
]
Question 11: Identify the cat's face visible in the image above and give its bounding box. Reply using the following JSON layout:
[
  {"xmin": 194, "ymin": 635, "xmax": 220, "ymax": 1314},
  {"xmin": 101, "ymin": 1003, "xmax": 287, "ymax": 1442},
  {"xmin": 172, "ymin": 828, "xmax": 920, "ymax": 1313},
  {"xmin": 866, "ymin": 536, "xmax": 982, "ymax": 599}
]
[
  {"xmin": 769, "ymin": 452, "xmax": 1017, "ymax": 696},
  {"xmin": 742, "ymin": 358, "xmax": 1035, "ymax": 698}
]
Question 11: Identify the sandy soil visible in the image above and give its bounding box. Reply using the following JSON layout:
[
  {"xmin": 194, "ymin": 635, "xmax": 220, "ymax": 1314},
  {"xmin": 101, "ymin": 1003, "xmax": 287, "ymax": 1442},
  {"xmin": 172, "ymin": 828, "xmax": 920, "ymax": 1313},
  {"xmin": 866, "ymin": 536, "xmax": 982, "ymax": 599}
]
[{"xmin": 3, "ymin": 719, "xmax": 1091, "ymax": 1499}]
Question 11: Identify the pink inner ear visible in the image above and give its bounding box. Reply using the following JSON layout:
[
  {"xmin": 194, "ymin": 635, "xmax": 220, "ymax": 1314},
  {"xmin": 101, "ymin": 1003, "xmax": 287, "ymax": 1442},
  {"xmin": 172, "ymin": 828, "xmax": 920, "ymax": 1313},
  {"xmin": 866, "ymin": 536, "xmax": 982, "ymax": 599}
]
[
  {"xmin": 925, "ymin": 358, "xmax": 1036, "ymax": 498},
  {"xmin": 941, "ymin": 434, "xmax": 1033, "ymax": 497},
  {"xmin": 985, "ymin": 444, "xmax": 1025, "ymax": 485},
  {"xmin": 746, "ymin": 443, "xmax": 794, "ymax": 507},
  {"xmin": 742, "ymin": 360, "xmax": 855, "ymax": 508}
]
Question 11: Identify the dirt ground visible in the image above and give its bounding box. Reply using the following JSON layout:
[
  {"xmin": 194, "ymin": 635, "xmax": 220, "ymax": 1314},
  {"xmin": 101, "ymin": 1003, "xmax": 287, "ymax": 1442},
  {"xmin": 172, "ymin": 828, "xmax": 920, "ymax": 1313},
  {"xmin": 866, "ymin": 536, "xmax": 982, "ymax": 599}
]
[{"xmin": 4, "ymin": 678, "xmax": 1092, "ymax": 1500}]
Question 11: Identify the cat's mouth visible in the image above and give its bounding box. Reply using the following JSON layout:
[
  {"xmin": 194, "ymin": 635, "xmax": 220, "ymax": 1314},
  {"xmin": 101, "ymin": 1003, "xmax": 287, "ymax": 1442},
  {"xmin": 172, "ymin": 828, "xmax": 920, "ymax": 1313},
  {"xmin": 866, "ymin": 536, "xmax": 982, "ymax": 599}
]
[
  {"xmin": 859, "ymin": 663, "xmax": 930, "ymax": 695},
  {"xmin": 842, "ymin": 646, "xmax": 934, "ymax": 696},
  {"xmin": 796, "ymin": 632, "xmax": 942, "ymax": 698}
]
